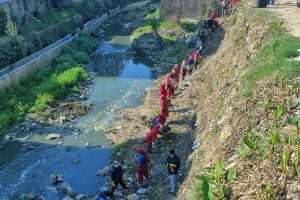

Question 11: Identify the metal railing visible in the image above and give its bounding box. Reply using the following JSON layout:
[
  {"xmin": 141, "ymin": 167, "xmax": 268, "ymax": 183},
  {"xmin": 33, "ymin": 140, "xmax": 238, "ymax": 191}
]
[{"xmin": 0, "ymin": 16, "xmax": 101, "ymax": 78}]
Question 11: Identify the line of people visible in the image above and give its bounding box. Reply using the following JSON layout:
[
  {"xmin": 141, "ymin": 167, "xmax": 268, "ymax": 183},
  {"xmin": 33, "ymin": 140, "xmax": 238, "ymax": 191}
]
[{"xmin": 100, "ymin": 7, "xmax": 236, "ymax": 200}]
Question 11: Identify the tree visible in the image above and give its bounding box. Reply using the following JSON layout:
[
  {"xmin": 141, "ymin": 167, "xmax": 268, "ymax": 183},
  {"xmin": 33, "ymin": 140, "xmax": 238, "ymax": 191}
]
[{"xmin": 0, "ymin": 7, "xmax": 7, "ymax": 35}]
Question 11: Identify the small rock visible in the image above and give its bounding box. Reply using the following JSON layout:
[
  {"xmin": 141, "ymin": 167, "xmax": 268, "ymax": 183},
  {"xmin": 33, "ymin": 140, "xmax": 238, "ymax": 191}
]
[
  {"xmin": 62, "ymin": 197, "xmax": 75, "ymax": 200},
  {"xmin": 79, "ymin": 94, "xmax": 87, "ymax": 100},
  {"xmin": 128, "ymin": 193, "xmax": 140, "ymax": 200},
  {"xmin": 75, "ymin": 194, "xmax": 85, "ymax": 200},
  {"xmin": 28, "ymin": 146, "xmax": 36, "ymax": 150},
  {"xmin": 73, "ymin": 159, "xmax": 80, "ymax": 164},
  {"xmin": 137, "ymin": 188, "xmax": 148, "ymax": 195},
  {"xmin": 116, "ymin": 152, "xmax": 121, "ymax": 156},
  {"xmin": 49, "ymin": 174, "xmax": 63, "ymax": 185},
  {"xmin": 45, "ymin": 133, "xmax": 61, "ymax": 140},
  {"xmin": 61, "ymin": 182, "xmax": 76, "ymax": 198},
  {"xmin": 59, "ymin": 116, "xmax": 67, "ymax": 124}
]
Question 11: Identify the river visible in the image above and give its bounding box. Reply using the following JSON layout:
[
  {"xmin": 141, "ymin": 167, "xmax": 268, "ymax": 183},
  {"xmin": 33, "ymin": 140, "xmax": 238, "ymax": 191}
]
[{"xmin": 0, "ymin": 23, "xmax": 155, "ymax": 199}]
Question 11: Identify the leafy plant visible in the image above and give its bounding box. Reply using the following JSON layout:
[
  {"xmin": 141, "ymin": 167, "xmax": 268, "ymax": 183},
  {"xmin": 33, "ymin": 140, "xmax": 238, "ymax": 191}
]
[
  {"xmin": 202, "ymin": 177, "xmax": 214, "ymax": 200},
  {"xmin": 243, "ymin": 135, "xmax": 257, "ymax": 151},
  {"xmin": 269, "ymin": 130, "xmax": 280, "ymax": 158},
  {"xmin": 291, "ymin": 116, "xmax": 300, "ymax": 135},
  {"xmin": 281, "ymin": 147, "xmax": 291, "ymax": 194},
  {"xmin": 265, "ymin": 182, "xmax": 277, "ymax": 199},
  {"xmin": 273, "ymin": 104, "xmax": 284, "ymax": 124}
]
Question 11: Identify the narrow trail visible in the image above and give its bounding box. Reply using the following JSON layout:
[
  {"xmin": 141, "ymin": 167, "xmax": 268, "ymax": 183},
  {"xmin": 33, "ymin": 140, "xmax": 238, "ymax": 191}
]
[{"xmin": 266, "ymin": 0, "xmax": 300, "ymax": 37}]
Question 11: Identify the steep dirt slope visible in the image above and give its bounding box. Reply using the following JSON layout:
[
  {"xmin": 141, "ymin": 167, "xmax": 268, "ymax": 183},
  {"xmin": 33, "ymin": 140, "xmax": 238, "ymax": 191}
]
[{"xmin": 176, "ymin": 1, "xmax": 300, "ymax": 199}]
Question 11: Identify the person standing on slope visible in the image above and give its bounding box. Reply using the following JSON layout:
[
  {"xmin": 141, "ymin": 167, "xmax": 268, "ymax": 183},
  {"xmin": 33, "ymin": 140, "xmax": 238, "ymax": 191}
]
[
  {"xmin": 181, "ymin": 60, "xmax": 187, "ymax": 80},
  {"xmin": 187, "ymin": 54, "xmax": 194, "ymax": 75},
  {"xmin": 136, "ymin": 148, "xmax": 150, "ymax": 187},
  {"xmin": 166, "ymin": 149, "xmax": 181, "ymax": 195},
  {"xmin": 110, "ymin": 161, "xmax": 128, "ymax": 198},
  {"xmin": 221, "ymin": 0, "xmax": 228, "ymax": 17},
  {"xmin": 194, "ymin": 50, "xmax": 200, "ymax": 69}
]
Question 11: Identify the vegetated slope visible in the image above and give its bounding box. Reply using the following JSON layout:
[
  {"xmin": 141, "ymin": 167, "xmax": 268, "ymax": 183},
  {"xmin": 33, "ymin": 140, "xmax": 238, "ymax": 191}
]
[{"xmin": 174, "ymin": 1, "xmax": 300, "ymax": 199}]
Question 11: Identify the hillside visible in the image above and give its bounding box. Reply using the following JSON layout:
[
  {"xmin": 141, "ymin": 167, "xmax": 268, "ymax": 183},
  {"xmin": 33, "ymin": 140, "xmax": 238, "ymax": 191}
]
[{"xmin": 107, "ymin": 0, "xmax": 300, "ymax": 199}]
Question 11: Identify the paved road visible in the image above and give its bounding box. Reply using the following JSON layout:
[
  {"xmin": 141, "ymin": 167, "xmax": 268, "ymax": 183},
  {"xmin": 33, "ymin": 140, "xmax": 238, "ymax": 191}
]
[{"xmin": 265, "ymin": 0, "xmax": 300, "ymax": 37}]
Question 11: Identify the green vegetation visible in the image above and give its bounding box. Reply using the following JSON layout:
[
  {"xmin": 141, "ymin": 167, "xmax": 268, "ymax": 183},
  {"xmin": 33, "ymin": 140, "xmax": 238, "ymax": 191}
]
[
  {"xmin": 132, "ymin": 7, "xmax": 186, "ymax": 43},
  {"xmin": 0, "ymin": 34, "xmax": 96, "ymax": 135},
  {"xmin": 190, "ymin": 158, "xmax": 237, "ymax": 200},
  {"xmin": 19, "ymin": 9, "xmax": 77, "ymax": 34},
  {"xmin": 0, "ymin": 7, "xmax": 6, "ymax": 35},
  {"xmin": 244, "ymin": 28, "xmax": 300, "ymax": 86},
  {"xmin": 5, "ymin": 19, "xmax": 18, "ymax": 38}
]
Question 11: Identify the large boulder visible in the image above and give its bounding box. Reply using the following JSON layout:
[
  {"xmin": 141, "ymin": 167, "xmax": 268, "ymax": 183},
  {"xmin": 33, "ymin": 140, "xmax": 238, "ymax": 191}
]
[{"xmin": 132, "ymin": 32, "xmax": 165, "ymax": 55}]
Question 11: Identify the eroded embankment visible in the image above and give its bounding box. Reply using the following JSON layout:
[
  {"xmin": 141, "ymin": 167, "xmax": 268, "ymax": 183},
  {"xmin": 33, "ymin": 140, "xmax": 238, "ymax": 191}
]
[{"xmin": 107, "ymin": 0, "xmax": 300, "ymax": 199}]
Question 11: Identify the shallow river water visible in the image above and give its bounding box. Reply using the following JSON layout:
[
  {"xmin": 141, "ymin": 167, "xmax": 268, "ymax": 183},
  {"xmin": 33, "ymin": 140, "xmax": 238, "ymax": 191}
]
[{"xmin": 0, "ymin": 23, "xmax": 154, "ymax": 199}]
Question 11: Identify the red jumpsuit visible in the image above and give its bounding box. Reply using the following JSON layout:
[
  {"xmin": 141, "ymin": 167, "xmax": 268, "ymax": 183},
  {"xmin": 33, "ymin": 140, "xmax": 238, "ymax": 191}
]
[
  {"xmin": 160, "ymin": 82, "xmax": 167, "ymax": 96},
  {"xmin": 151, "ymin": 125, "xmax": 160, "ymax": 140},
  {"xmin": 173, "ymin": 65, "xmax": 180, "ymax": 87},
  {"xmin": 210, "ymin": 13, "xmax": 218, "ymax": 26},
  {"xmin": 136, "ymin": 148, "xmax": 150, "ymax": 185},
  {"xmin": 160, "ymin": 95, "xmax": 169, "ymax": 117},
  {"xmin": 145, "ymin": 130, "xmax": 153, "ymax": 153}
]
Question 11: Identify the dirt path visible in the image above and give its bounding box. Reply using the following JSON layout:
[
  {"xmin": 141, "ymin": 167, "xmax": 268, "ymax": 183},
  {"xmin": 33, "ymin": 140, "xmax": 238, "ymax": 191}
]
[{"xmin": 265, "ymin": 0, "xmax": 300, "ymax": 37}]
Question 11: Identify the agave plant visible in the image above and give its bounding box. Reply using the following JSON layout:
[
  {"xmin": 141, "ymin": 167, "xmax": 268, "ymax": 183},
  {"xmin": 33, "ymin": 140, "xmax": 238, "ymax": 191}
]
[
  {"xmin": 281, "ymin": 147, "xmax": 291, "ymax": 194},
  {"xmin": 269, "ymin": 130, "xmax": 280, "ymax": 159},
  {"xmin": 273, "ymin": 104, "xmax": 285, "ymax": 125},
  {"xmin": 291, "ymin": 116, "xmax": 300, "ymax": 136}
]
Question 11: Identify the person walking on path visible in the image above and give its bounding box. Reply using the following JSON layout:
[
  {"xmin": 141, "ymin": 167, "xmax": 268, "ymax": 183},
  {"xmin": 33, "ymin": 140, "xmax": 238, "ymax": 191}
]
[
  {"xmin": 166, "ymin": 149, "xmax": 181, "ymax": 195},
  {"xmin": 187, "ymin": 55, "xmax": 194, "ymax": 75},
  {"xmin": 167, "ymin": 149, "xmax": 180, "ymax": 195},
  {"xmin": 181, "ymin": 60, "xmax": 187, "ymax": 80},
  {"xmin": 221, "ymin": 0, "xmax": 228, "ymax": 18},
  {"xmin": 136, "ymin": 148, "xmax": 150, "ymax": 187},
  {"xmin": 269, "ymin": 0, "xmax": 275, "ymax": 6},
  {"xmin": 110, "ymin": 161, "xmax": 128, "ymax": 198}
]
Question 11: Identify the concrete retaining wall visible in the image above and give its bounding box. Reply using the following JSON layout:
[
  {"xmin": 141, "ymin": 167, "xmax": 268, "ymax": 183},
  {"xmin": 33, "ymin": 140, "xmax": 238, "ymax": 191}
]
[{"xmin": 0, "ymin": 7, "xmax": 120, "ymax": 94}]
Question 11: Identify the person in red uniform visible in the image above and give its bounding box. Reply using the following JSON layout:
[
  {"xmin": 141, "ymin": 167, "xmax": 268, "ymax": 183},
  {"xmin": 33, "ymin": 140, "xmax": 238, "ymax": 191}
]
[
  {"xmin": 160, "ymin": 82, "xmax": 167, "ymax": 97},
  {"xmin": 151, "ymin": 113, "xmax": 166, "ymax": 129},
  {"xmin": 181, "ymin": 60, "xmax": 187, "ymax": 80},
  {"xmin": 173, "ymin": 65, "xmax": 180, "ymax": 89},
  {"xmin": 194, "ymin": 50, "xmax": 200, "ymax": 69},
  {"xmin": 160, "ymin": 95, "xmax": 169, "ymax": 117},
  {"xmin": 145, "ymin": 130, "xmax": 154, "ymax": 153},
  {"xmin": 165, "ymin": 74, "xmax": 174, "ymax": 106},
  {"xmin": 136, "ymin": 148, "xmax": 150, "ymax": 186},
  {"xmin": 210, "ymin": 12, "xmax": 218, "ymax": 26}
]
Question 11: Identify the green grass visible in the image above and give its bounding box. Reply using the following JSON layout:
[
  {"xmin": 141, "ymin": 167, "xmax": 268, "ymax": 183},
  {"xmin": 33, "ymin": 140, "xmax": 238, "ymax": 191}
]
[
  {"xmin": 244, "ymin": 25, "xmax": 300, "ymax": 86},
  {"xmin": 132, "ymin": 7, "xmax": 186, "ymax": 43},
  {"xmin": 0, "ymin": 34, "xmax": 95, "ymax": 135}
]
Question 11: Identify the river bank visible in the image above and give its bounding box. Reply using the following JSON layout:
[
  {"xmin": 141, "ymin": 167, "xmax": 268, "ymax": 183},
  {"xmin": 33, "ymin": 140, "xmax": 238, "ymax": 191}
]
[{"xmin": 0, "ymin": 2, "xmax": 161, "ymax": 199}]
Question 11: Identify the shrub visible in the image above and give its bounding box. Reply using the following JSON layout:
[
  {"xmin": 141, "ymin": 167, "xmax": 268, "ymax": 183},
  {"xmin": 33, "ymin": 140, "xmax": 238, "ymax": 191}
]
[
  {"xmin": 0, "ymin": 7, "xmax": 6, "ymax": 35},
  {"xmin": 5, "ymin": 19, "xmax": 18, "ymax": 38}
]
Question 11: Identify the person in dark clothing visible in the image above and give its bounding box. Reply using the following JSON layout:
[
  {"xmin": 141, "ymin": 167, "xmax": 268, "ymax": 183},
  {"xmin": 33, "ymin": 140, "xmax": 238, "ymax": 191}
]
[
  {"xmin": 110, "ymin": 161, "xmax": 128, "ymax": 198},
  {"xmin": 166, "ymin": 149, "xmax": 181, "ymax": 194}
]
